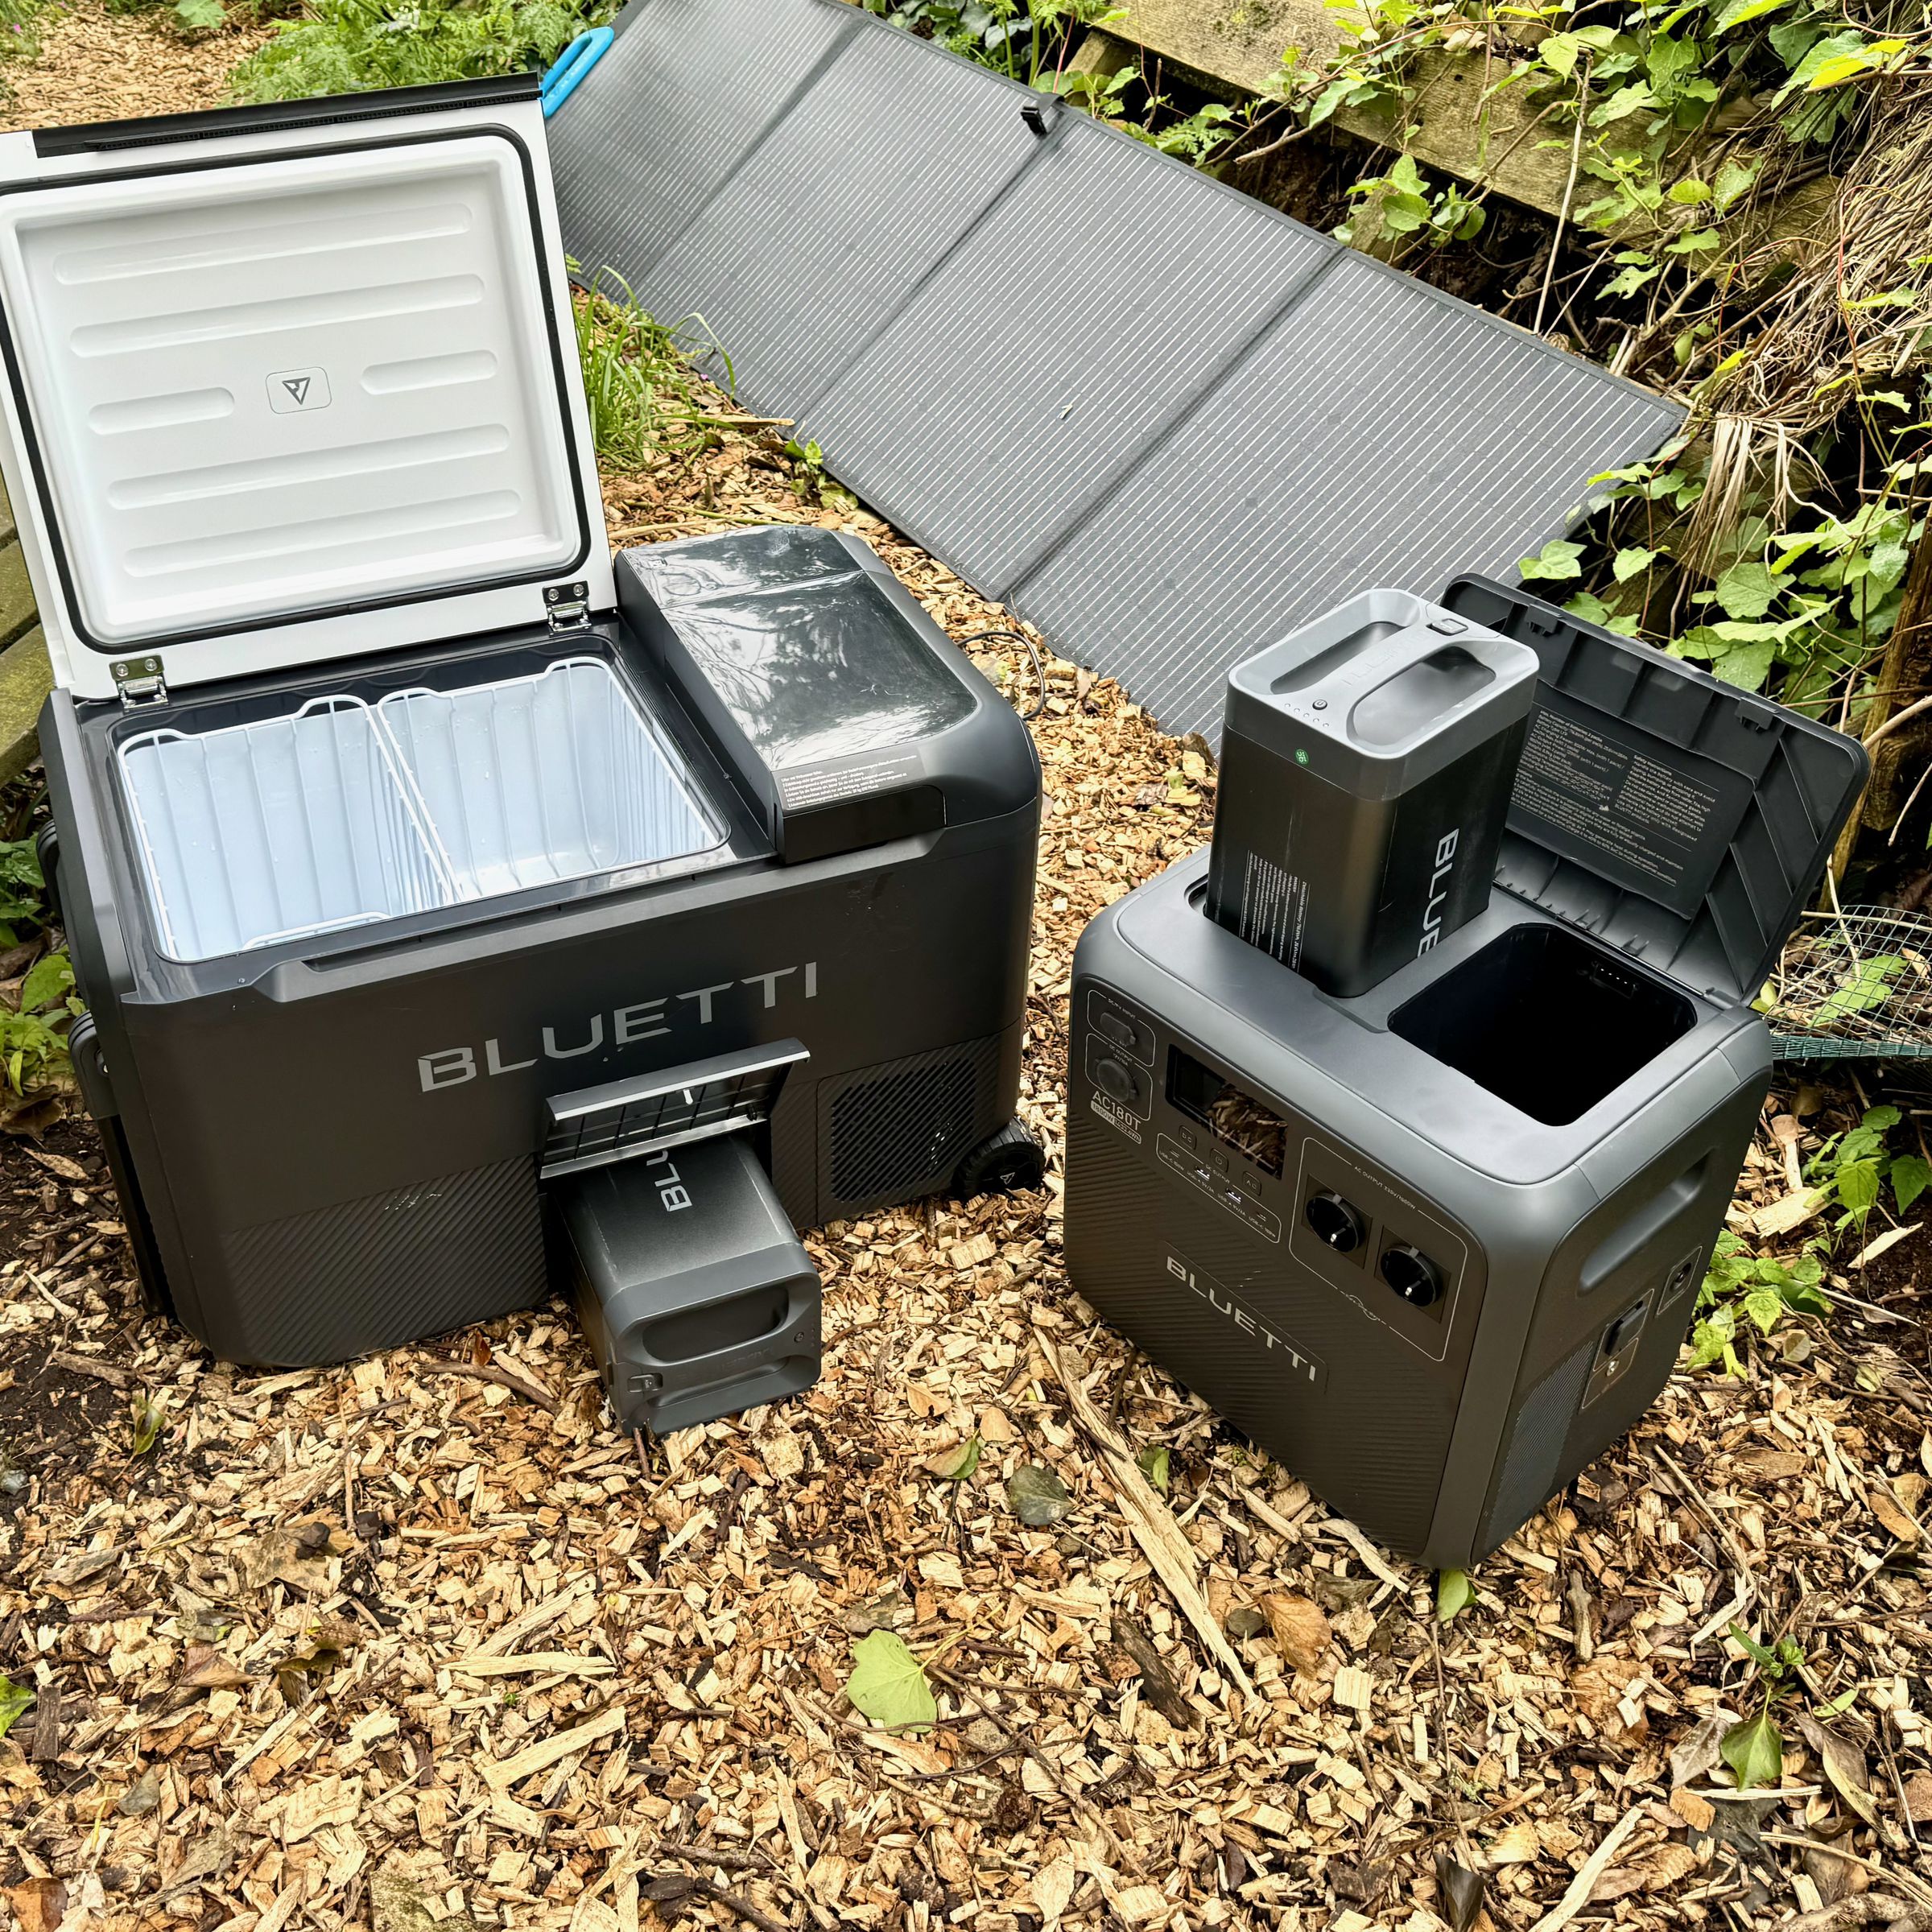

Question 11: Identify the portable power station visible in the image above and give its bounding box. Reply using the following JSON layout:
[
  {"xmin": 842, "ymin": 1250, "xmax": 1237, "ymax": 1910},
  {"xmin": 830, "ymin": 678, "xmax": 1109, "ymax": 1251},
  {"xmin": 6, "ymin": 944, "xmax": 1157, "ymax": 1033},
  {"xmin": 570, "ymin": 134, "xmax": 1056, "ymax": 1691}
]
[{"xmin": 1066, "ymin": 579, "xmax": 1865, "ymax": 1567}]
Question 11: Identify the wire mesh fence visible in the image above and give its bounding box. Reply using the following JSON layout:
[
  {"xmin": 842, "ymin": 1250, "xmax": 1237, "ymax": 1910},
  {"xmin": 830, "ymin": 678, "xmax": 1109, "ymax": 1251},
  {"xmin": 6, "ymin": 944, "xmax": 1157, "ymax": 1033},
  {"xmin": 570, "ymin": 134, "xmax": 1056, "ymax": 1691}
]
[{"xmin": 1767, "ymin": 905, "xmax": 1932, "ymax": 1075}]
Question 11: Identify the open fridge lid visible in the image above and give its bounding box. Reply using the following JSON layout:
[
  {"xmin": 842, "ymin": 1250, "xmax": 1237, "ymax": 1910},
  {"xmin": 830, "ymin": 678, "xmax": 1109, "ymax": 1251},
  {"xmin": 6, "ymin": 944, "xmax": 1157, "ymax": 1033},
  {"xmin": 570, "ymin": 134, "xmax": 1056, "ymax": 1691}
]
[
  {"xmin": 1442, "ymin": 575, "xmax": 1869, "ymax": 1005},
  {"xmin": 0, "ymin": 76, "xmax": 613, "ymax": 704}
]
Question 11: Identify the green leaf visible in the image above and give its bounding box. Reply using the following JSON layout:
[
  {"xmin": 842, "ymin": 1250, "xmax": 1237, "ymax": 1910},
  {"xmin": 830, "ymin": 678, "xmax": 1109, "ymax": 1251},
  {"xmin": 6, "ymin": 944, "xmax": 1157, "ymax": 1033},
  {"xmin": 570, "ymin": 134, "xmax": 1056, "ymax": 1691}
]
[
  {"xmin": 1742, "ymin": 1286, "xmax": 1785, "ymax": 1336},
  {"xmin": 1519, "ymin": 540, "xmax": 1584, "ymax": 583},
  {"xmin": 1721, "ymin": 1709, "xmax": 1785, "ymax": 1790},
  {"xmin": 1836, "ymin": 1159, "xmax": 1882, "ymax": 1217},
  {"xmin": 1728, "ymin": 1621, "xmax": 1779, "ymax": 1670},
  {"xmin": 131, "ymin": 1389, "xmax": 169, "ymax": 1457},
  {"xmin": 1714, "ymin": 0, "xmax": 1791, "ymax": 31},
  {"xmin": 1612, "ymin": 546, "xmax": 1657, "ymax": 583},
  {"xmin": 1713, "ymin": 559, "xmax": 1779, "ymax": 620},
  {"xmin": 1889, "ymin": 1154, "xmax": 1930, "ymax": 1216},
  {"xmin": 845, "ymin": 1630, "xmax": 937, "ymax": 1732},
  {"xmin": 1667, "ymin": 179, "xmax": 1711, "ymax": 204},
  {"xmin": 19, "ymin": 952, "xmax": 74, "ymax": 1018},
  {"xmin": 1136, "ymin": 1443, "xmax": 1170, "ymax": 1492},
  {"xmin": 0, "ymin": 1674, "xmax": 31, "ymax": 1740},
  {"xmin": 1711, "ymin": 642, "xmax": 1776, "ymax": 691},
  {"xmin": 175, "ymin": 0, "xmax": 228, "ymax": 25},
  {"xmin": 931, "ymin": 1436, "xmax": 982, "ymax": 1482},
  {"xmin": 1006, "ymin": 1463, "xmax": 1071, "ymax": 1527},
  {"xmin": 1436, "ymin": 1568, "xmax": 1476, "ymax": 1624}
]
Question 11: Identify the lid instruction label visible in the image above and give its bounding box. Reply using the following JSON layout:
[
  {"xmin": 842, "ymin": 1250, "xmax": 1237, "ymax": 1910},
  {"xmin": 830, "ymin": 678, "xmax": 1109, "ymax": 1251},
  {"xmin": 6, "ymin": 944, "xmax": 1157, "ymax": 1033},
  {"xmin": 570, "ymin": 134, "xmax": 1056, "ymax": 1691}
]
[
  {"xmin": 1509, "ymin": 688, "xmax": 1744, "ymax": 919},
  {"xmin": 778, "ymin": 752, "xmax": 920, "ymax": 811}
]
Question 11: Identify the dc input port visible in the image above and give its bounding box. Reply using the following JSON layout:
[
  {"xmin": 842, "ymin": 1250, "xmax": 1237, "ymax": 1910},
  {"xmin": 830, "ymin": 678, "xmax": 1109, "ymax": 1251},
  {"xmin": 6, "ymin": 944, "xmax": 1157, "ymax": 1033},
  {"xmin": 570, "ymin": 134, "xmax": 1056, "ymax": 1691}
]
[
  {"xmin": 1380, "ymin": 1245, "xmax": 1443, "ymax": 1307},
  {"xmin": 1305, "ymin": 1191, "xmax": 1365, "ymax": 1254}
]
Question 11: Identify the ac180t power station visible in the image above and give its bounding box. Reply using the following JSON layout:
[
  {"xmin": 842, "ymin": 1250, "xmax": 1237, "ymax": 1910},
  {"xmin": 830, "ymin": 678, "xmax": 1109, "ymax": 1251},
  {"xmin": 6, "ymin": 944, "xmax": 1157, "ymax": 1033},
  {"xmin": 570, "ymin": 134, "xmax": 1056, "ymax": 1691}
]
[
  {"xmin": 1067, "ymin": 581, "xmax": 1866, "ymax": 1567},
  {"xmin": 0, "ymin": 77, "xmax": 1042, "ymax": 1432}
]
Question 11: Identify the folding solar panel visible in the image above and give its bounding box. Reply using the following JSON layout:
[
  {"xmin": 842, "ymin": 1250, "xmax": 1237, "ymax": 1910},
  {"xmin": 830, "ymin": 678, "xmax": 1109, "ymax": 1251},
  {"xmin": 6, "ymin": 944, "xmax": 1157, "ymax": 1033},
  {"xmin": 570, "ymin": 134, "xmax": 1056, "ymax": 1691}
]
[{"xmin": 551, "ymin": 0, "xmax": 1682, "ymax": 740}]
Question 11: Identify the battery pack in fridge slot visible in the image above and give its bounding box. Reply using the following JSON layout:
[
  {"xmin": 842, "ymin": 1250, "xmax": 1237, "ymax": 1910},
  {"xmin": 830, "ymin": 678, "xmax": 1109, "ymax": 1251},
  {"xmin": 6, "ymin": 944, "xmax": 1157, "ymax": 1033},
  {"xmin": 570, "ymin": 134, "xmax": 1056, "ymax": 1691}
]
[{"xmin": 548, "ymin": 1132, "xmax": 822, "ymax": 1435}]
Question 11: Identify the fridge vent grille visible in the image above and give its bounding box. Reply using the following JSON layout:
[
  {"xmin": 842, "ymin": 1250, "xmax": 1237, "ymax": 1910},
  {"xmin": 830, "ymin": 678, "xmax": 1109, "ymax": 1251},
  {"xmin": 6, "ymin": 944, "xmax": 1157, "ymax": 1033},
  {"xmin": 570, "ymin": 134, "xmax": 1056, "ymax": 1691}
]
[{"xmin": 822, "ymin": 1037, "xmax": 997, "ymax": 1208}]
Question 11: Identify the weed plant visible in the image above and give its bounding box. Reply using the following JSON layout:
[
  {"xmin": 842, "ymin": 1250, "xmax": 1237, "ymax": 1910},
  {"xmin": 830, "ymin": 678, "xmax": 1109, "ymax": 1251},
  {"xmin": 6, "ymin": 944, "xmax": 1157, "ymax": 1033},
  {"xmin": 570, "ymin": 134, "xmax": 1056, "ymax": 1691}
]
[{"xmin": 230, "ymin": 0, "xmax": 606, "ymax": 101}]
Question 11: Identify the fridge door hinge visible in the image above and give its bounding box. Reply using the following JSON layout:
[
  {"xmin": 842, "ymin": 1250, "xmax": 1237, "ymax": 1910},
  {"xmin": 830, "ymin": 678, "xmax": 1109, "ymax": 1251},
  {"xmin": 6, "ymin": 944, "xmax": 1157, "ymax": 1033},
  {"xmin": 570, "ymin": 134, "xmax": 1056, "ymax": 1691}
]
[
  {"xmin": 110, "ymin": 654, "xmax": 167, "ymax": 708},
  {"xmin": 545, "ymin": 580, "xmax": 592, "ymax": 632}
]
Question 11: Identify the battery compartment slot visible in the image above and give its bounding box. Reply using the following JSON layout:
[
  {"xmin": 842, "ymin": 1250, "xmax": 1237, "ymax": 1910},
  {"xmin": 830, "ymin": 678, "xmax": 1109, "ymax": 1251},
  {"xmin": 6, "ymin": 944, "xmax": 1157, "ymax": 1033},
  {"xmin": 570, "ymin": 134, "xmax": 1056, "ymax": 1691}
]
[{"xmin": 1389, "ymin": 923, "xmax": 1695, "ymax": 1126}]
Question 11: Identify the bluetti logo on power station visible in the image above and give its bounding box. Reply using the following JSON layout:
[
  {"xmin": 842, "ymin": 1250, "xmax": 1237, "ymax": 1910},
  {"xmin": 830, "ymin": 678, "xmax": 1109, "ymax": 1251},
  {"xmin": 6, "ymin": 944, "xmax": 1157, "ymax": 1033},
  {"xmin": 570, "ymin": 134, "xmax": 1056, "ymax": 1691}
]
[{"xmin": 1166, "ymin": 1250, "xmax": 1326, "ymax": 1391}]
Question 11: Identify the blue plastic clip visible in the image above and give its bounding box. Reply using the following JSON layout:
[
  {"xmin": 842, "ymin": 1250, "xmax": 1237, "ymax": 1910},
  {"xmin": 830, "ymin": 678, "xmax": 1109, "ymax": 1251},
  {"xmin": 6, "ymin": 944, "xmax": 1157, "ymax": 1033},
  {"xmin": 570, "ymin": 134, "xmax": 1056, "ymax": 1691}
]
[{"xmin": 541, "ymin": 27, "xmax": 613, "ymax": 118}]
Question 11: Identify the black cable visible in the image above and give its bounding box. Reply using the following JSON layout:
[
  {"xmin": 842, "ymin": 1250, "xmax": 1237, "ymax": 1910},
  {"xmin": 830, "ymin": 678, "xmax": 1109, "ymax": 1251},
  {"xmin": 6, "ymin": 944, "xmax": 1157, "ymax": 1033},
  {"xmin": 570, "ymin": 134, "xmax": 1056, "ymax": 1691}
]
[{"xmin": 956, "ymin": 625, "xmax": 1049, "ymax": 722}]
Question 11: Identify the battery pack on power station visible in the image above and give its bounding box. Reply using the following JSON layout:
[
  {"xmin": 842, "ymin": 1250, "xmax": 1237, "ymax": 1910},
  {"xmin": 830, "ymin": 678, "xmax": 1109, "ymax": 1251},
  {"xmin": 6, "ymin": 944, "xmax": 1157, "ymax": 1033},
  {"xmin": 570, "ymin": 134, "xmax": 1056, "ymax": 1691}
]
[{"xmin": 1205, "ymin": 589, "xmax": 1541, "ymax": 997}]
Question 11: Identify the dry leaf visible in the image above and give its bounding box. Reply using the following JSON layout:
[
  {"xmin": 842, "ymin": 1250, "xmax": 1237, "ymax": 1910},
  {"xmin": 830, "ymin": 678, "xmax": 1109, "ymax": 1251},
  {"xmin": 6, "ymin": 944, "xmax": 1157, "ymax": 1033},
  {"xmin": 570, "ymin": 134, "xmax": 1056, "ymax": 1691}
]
[
  {"xmin": 1794, "ymin": 1713, "xmax": 1880, "ymax": 1827},
  {"xmin": 5, "ymin": 1879, "xmax": 67, "ymax": 1932},
  {"xmin": 1670, "ymin": 1712, "xmax": 1732, "ymax": 1788},
  {"xmin": 1263, "ymin": 1592, "xmax": 1331, "ymax": 1673},
  {"xmin": 1868, "ymin": 1488, "xmax": 1922, "ymax": 1545}
]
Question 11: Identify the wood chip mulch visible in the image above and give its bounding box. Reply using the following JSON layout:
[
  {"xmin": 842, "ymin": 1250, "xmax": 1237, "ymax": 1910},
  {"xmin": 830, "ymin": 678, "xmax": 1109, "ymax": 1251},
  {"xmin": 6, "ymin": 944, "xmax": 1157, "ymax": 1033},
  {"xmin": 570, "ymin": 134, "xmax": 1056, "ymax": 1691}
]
[
  {"xmin": 0, "ymin": 27, "xmax": 1930, "ymax": 1932},
  {"xmin": 1, "ymin": 0, "xmax": 268, "ymax": 132}
]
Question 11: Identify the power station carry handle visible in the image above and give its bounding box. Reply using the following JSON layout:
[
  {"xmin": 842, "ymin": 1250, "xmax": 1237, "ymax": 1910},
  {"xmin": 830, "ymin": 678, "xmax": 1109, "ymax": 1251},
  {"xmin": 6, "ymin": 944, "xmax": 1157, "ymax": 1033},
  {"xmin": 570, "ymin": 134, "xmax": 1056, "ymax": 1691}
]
[
  {"xmin": 1579, "ymin": 1155, "xmax": 1710, "ymax": 1292},
  {"xmin": 541, "ymin": 29, "xmax": 613, "ymax": 118}
]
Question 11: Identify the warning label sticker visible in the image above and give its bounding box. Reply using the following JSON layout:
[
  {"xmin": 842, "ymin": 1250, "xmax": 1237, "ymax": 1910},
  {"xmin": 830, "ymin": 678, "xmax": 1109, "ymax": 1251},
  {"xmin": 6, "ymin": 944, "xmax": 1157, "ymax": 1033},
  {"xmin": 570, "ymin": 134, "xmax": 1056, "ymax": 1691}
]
[
  {"xmin": 1238, "ymin": 848, "xmax": 1308, "ymax": 970},
  {"xmin": 778, "ymin": 753, "xmax": 919, "ymax": 811},
  {"xmin": 1509, "ymin": 691, "xmax": 1742, "ymax": 918}
]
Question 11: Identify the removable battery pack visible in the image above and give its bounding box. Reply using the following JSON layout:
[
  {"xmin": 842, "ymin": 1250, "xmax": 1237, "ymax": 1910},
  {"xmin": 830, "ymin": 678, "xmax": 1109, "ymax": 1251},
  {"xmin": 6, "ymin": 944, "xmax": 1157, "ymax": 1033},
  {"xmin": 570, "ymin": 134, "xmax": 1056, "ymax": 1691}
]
[
  {"xmin": 549, "ymin": 1132, "xmax": 822, "ymax": 1435},
  {"xmin": 1206, "ymin": 588, "xmax": 1539, "ymax": 997}
]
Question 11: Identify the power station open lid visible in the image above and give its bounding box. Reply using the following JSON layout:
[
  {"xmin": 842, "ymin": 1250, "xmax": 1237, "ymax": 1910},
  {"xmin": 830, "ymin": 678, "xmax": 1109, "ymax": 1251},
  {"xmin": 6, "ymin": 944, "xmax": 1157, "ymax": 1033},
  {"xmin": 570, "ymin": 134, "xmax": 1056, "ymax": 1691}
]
[
  {"xmin": 1443, "ymin": 576, "xmax": 1868, "ymax": 1005},
  {"xmin": 0, "ymin": 76, "xmax": 610, "ymax": 704}
]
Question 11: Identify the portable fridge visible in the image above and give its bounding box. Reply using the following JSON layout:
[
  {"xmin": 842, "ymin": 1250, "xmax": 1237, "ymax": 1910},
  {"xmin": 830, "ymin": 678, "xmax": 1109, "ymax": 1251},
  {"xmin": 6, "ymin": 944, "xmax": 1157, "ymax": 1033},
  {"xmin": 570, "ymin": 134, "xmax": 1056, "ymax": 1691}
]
[
  {"xmin": 0, "ymin": 79, "xmax": 1042, "ymax": 1418},
  {"xmin": 1066, "ymin": 579, "xmax": 1867, "ymax": 1567}
]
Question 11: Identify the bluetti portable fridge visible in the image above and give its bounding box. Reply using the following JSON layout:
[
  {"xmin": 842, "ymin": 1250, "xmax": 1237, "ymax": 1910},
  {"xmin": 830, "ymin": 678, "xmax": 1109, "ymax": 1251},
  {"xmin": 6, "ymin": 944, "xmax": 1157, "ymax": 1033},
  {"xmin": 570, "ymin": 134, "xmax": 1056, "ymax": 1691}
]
[
  {"xmin": 0, "ymin": 79, "xmax": 1042, "ymax": 1426},
  {"xmin": 1066, "ymin": 580, "xmax": 1866, "ymax": 1567}
]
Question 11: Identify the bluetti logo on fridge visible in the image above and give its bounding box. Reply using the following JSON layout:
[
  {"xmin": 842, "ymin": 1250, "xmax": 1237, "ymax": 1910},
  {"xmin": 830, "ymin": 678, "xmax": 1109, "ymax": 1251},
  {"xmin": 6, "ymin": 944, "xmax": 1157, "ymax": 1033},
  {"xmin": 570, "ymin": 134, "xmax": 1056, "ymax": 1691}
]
[
  {"xmin": 1418, "ymin": 828, "xmax": 1460, "ymax": 956},
  {"xmin": 416, "ymin": 962, "xmax": 818, "ymax": 1092},
  {"xmin": 1166, "ymin": 1250, "xmax": 1326, "ymax": 1390}
]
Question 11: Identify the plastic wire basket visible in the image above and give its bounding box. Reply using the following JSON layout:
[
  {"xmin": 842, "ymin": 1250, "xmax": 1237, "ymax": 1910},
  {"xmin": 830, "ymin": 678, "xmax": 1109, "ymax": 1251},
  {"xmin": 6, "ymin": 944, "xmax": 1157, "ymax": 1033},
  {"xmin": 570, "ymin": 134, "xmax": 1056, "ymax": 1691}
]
[{"xmin": 119, "ymin": 660, "xmax": 725, "ymax": 961}]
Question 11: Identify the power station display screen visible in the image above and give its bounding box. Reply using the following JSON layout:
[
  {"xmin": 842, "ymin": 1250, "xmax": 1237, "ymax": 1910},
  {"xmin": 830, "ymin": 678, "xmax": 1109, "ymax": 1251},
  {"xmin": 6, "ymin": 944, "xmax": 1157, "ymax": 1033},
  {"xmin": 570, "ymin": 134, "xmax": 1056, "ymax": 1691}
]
[{"xmin": 1167, "ymin": 1046, "xmax": 1287, "ymax": 1176}]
